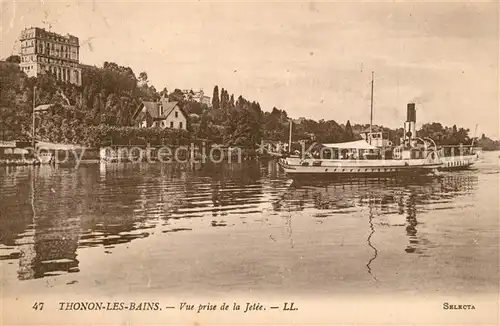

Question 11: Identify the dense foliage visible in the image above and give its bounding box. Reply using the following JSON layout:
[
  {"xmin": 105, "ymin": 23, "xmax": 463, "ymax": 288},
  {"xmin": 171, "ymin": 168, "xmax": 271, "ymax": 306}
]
[
  {"xmin": 0, "ymin": 62, "xmax": 32, "ymax": 140},
  {"xmin": 0, "ymin": 61, "xmax": 186, "ymax": 145},
  {"xmin": 417, "ymin": 122, "xmax": 472, "ymax": 145},
  {"xmin": 0, "ymin": 60, "xmax": 495, "ymax": 149},
  {"xmin": 476, "ymin": 134, "xmax": 500, "ymax": 150}
]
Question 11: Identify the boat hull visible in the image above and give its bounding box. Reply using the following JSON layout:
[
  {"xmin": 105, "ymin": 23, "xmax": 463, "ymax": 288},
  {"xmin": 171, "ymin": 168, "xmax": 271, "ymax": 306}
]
[
  {"xmin": 278, "ymin": 158, "xmax": 442, "ymax": 178},
  {"xmin": 438, "ymin": 155, "xmax": 478, "ymax": 171}
]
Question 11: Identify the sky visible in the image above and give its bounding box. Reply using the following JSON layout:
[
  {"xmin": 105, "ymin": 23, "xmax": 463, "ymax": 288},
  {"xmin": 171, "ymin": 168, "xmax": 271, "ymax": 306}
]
[{"xmin": 1, "ymin": 0, "xmax": 498, "ymax": 138}]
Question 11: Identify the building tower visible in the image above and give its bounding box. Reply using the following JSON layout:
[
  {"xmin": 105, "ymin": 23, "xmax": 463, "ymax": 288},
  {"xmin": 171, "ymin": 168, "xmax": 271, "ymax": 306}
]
[{"xmin": 18, "ymin": 27, "xmax": 82, "ymax": 86}]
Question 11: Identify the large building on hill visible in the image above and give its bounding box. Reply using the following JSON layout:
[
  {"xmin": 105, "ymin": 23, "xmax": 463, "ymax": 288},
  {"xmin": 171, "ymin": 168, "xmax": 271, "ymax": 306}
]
[{"xmin": 18, "ymin": 27, "xmax": 82, "ymax": 86}]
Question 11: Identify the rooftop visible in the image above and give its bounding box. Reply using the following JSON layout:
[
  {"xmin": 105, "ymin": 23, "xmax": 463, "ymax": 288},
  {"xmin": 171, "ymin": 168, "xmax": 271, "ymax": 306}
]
[
  {"xmin": 136, "ymin": 100, "xmax": 184, "ymax": 120},
  {"xmin": 20, "ymin": 27, "xmax": 79, "ymax": 42}
]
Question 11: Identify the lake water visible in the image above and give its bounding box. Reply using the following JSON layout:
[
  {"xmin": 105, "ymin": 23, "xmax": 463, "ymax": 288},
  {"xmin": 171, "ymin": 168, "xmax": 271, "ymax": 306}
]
[{"xmin": 1, "ymin": 151, "xmax": 498, "ymax": 297}]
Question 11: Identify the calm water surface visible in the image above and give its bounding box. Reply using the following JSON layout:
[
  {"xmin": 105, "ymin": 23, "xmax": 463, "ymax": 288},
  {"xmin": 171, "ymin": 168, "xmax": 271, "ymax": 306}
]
[{"xmin": 0, "ymin": 152, "xmax": 498, "ymax": 296}]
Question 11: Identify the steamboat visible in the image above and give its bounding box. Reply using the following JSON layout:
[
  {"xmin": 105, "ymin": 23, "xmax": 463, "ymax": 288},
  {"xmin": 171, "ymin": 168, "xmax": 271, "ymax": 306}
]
[{"xmin": 278, "ymin": 74, "xmax": 479, "ymax": 178}]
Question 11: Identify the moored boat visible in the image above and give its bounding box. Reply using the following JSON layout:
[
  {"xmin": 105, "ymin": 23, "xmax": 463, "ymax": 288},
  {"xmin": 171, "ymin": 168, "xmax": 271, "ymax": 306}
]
[
  {"xmin": 278, "ymin": 70, "xmax": 480, "ymax": 178},
  {"xmin": 278, "ymin": 139, "xmax": 442, "ymax": 178},
  {"xmin": 436, "ymin": 145, "xmax": 479, "ymax": 171}
]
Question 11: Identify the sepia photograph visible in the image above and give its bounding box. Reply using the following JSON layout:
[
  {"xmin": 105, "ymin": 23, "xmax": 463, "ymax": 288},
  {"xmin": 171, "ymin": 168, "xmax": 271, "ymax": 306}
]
[{"xmin": 0, "ymin": 0, "xmax": 498, "ymax": 325}]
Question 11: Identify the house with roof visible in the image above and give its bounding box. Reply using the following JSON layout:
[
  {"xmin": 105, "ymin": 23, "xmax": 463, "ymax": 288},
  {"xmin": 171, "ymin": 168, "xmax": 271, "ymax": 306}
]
[{"xmin": 132, "ymin": 99, "xmax": 188, "ymax": 130}]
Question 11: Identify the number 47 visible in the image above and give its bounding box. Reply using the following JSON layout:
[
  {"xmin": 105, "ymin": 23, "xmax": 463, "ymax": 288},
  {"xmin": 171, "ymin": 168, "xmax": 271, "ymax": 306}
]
[{"xmin": 32, "ymin": 302, "xmax": 44, "ymax": 310}]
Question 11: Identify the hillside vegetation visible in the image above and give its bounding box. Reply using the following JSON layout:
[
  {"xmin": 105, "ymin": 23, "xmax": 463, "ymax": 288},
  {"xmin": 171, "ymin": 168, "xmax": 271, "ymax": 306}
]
[{"xmin": 0, "ymin": 60, "xmax": 488, "ymax": 149}]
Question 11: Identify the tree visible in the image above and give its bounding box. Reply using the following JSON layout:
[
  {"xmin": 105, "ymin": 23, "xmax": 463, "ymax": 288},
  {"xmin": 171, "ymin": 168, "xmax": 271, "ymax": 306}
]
[
  {"xmin": 220, "ymin": 88, "xmax": 228, "ymax": 110},
  {"xmin": 138, "ymin": 71, "xmax": 148, "ymax": 86},
  {"xmin": 5, "ymin": 55, "xmax": 20, "ymax": 63},
  {"xmin": 212, "ymin": 85, "xmax": 220, "ymax": 109},
  {"xmin": 226, "ymin": 106, "xmax": 261, "ymax": 146},
  {"xmin": 160, "ymin": 87, "xmax": 168, "ymax": 98},
  {"xmin": 477, "ymin": 134, "xmax": 500, "ymax": 150},
  {"xmin": 263, "ymin": 107, "xmax": 288, "ymax": 141},
  {"xmin": 229, "ymin": 94, "xmax": 235, "ymax": 108},
  {"xmin": 344, "ymin": 120, "xmax": 354, "ymax": 141},
  {"xmin": 168, "ymin": 89, "xmax": 185, "ymax": 102},
  {"xmin": 418, "ymin": 123, "xmax": 471, "ymax": 145},
  {"xmin": 196, "ymin": 111, "xmax": 210, "ymax": 139}
]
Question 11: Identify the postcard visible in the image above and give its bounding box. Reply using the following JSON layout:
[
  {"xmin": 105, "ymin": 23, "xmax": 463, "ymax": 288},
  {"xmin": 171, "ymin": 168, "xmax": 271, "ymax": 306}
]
[{"xmin": 0, "ymin": 0, "xmax": 498, "ymax": 325}]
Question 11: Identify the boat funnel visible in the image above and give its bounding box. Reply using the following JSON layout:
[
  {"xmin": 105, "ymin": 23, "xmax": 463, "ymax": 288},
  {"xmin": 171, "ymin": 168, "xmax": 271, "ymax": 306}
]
[
  {"xmin": 404, "ymin": 103, "xmax": 417, "ymax": 143},
  {"xmin": 407, "ymin": 103, "xmax": 416, "ymax": 122}
]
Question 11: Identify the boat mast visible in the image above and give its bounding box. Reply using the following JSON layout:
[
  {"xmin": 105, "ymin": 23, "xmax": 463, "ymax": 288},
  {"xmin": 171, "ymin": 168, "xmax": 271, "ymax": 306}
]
[
  {"xmin": 369, "ymin": 71, "xmax": 374, "ymax": 144},
  {"xmin": 471, "ymin": 123, "xmax": 479, "ymax": 147}
]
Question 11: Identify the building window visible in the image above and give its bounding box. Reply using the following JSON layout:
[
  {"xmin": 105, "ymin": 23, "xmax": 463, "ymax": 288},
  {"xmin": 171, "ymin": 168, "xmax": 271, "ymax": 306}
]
[
  {"xmin": 179, "ymin": 122, "xmax": 183, "ymax": 129},
  {"xmin": 170, "ymin": 121, "xmax": 173, "ymax": 128},
  {"xmin": 175, "ymin": 111, "xmax": 178, "ymax": 118}
]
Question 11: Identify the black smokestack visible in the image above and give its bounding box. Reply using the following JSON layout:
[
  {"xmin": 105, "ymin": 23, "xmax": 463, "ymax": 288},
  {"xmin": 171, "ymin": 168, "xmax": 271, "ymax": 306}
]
[{"xmin": 407, "ymin": 103, "xmax": 416, "ymax": 122}]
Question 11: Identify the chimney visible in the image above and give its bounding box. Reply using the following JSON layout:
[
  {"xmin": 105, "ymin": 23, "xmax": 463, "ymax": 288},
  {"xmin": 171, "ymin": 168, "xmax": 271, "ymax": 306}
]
[
  {"xmin": 407, "ymin": 103, "xmax": 416, "ymax": 122},
  {"xmin": 404, "ymin": 103, "xmax": 417, "ymax": 143}
]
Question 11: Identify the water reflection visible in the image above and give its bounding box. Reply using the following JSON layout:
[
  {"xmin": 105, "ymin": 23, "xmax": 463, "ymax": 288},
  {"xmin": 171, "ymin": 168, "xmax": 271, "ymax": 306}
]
[
  {"xmin": 366, "ymin": 205, "xmax": 378, "ymax": 281},
  {"xmin": 285, "ymin": 213, "xmax": 295, "ymax": 249},
  {"xmin": 0, "ymin": 162, "xmax": 272, "ymax": 280},
  {"xmin": 0, "ymin": 160, "xmax": 479, "ymax": 283},
  {"xmin": 9, "ymin": 167, "xmax": 81, "ymax": 280},
  {"xmin": 405, "ymin": 192, "xmax": 419, "ymax": 254},
  {"xmin": 282, "ymin": 174, "xmax": 478, "ymax": 278}
]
